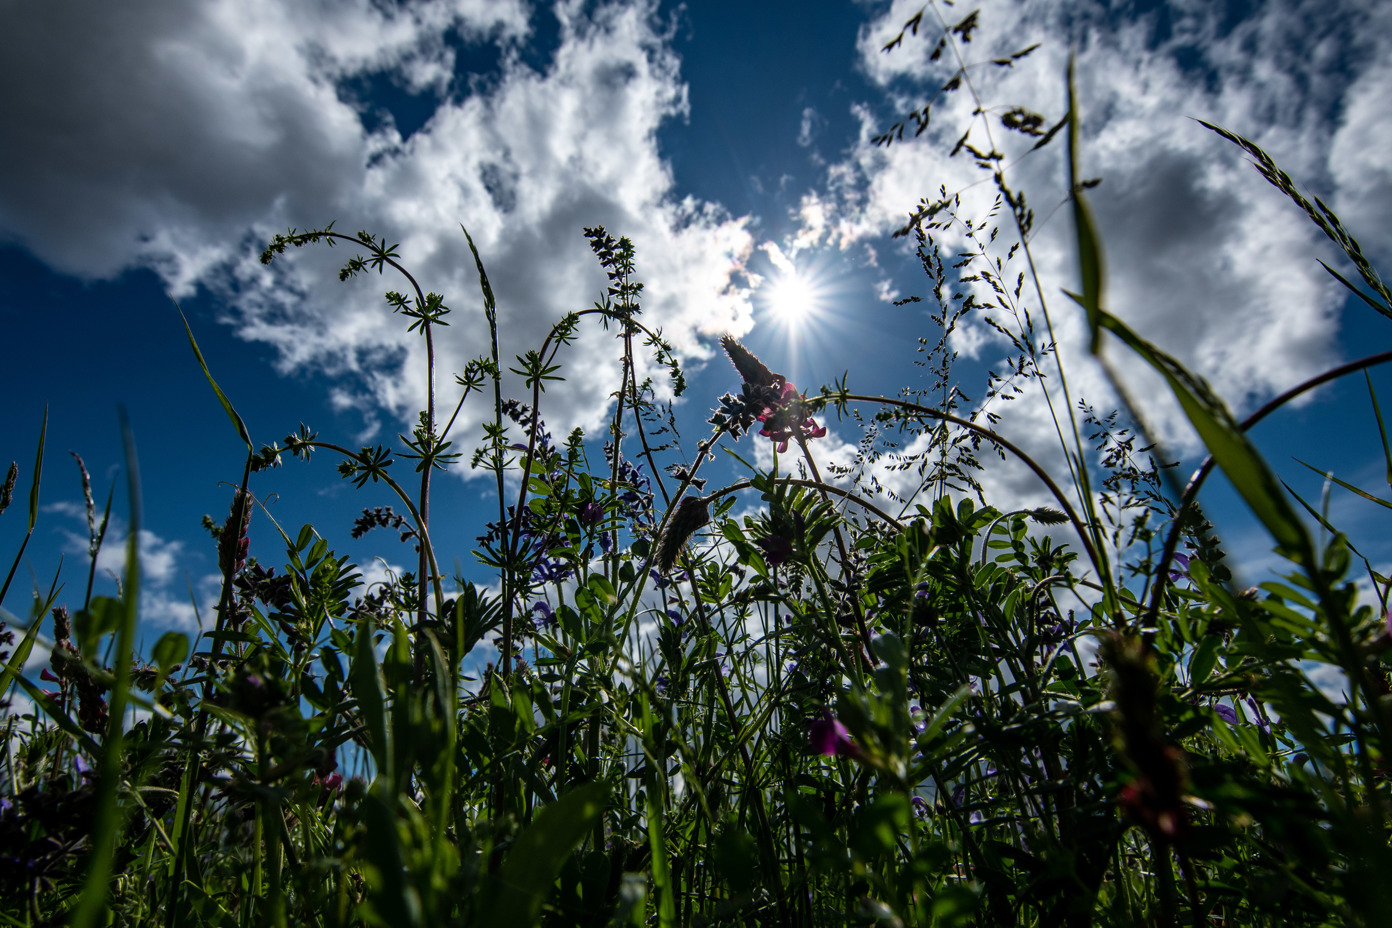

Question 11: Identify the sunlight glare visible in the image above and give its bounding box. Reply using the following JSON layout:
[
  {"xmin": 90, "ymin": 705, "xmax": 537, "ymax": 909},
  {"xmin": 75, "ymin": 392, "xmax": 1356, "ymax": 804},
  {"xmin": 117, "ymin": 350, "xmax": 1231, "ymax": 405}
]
[{"xmin": 765, "ymin": 271, "xmax": 816, "ymax": 327}]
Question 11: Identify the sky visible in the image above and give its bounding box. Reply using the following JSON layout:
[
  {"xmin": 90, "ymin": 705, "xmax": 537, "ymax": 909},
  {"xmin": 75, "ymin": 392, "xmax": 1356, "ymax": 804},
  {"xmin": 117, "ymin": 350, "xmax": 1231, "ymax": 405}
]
[{"xmin": 2, "ymin": 0, "xmax": 1392, "ymax": 641}]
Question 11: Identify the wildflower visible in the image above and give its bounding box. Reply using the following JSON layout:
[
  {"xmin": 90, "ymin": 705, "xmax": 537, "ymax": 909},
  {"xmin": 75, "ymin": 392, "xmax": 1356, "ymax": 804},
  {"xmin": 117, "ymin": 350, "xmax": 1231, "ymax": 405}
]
[
  {"xmin": 756, "ymin": 381, "xmax": 827, "ymax": 453},
  {"xmin": 911, "ymin": 796, "xmax": 930, "ymax": 819},
  {"xmin": 217, "ymin": 490, "xmax": 252, "ymax": 577},
  {"xmin": 1167, "ymin": 552, "xmax": 1192, "ymax": 583},
  {"xmin": 1213, "ymin": 704, "xmax": 1238, "ymax": 726},
  {"xmin": 1246, "ymin": 696, "xmax": 1272, "ymax": 735},
  {"xmin": 531, "ymin": 601, "xmax": 556, "ymax": 629},
  {"xmin": 910, "ymin": 704, "xmax": 927, "ymax": 733},
  {"xmin": 579, "ymin": 501, "xmax": 603, "ymax": 527},
  {"xmin": 809, "ymin": 709, "xmax": 858, "ymax": 758}
]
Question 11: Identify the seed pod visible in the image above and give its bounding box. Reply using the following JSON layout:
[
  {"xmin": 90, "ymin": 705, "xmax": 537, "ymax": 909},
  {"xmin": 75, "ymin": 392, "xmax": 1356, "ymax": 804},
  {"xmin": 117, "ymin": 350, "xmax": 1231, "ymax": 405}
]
[
  {"xmin": 658, "ymin": 495, "xmax": 711, "ymax": 574},
  {"xmin": 720, "ymin": 335, "xmax": 780, "ymax": 388}
]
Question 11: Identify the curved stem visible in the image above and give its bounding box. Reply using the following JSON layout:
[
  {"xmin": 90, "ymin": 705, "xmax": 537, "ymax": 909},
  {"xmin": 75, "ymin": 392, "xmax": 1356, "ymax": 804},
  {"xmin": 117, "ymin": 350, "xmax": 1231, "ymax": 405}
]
[
  {"xmin": 299, "ymin": 440, "xmax": 444, "ymax": 618},
  {"xmin": 830, "ymin": 391, "xmax": 1104, "ymax": 580}
]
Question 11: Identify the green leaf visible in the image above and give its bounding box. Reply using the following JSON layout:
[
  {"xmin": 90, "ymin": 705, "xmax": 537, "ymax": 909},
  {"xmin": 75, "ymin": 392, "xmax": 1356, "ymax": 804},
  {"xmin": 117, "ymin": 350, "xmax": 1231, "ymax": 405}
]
[
  {"xmin": 74, "ymin": 595, "xmax": 126, "ymax": 656},
  {"xmin": 916, "ymin": 682, "xmax": 973, "ymax": 747},
  {"xmin": 351, "ymin": 618, "xmax": 391, "ymax": 777},
  {"xmin": 176, "ymin": 301, "xmax": 252, "ymax": 451},
  {"xmin": 482, "ymin": 782, "xmax": 608, "ymax": 927},
  {"xmin": 1096, "ymin": 309, "xmax": 1312, "ymax": 565},
  {"xmin": 586, "ymin": 573, "xmax": 618, "ymax": 605},
  {"xmin": 1189, "ymin": 635, "xmax": 1220, "ymax": 686},
  {"xmin": 152, "ymin": 631, "xmax": 190, "ymax": 688},
  {"xmin": 851, "ymin": 793, "xmax": 910, "ymax": 861},
  {"xmin": 713, "ymin": 826, "xmax": 760, "ymax": 893}
]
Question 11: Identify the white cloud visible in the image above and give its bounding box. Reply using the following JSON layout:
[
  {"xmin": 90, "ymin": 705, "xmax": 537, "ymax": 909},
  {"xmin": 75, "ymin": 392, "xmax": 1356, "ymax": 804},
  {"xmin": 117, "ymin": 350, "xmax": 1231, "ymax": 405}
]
[
  {"xmin": 799, "ymin": 0, "xmax": 1392, "ymax": 460},
  {"xmin": 797, "ymin": 106, "xmax": 823, "ymax": 147},
  {"xmin": 1330, "ymin": 60, "xmax": 1392, "ymax": 265},
  {"xmin": 48, "ymin": 503, "xmax": 211, "ymax": 632},
  {"xmin": 2, "ymin": 0, "xmax": 755, "ymax": 464}
]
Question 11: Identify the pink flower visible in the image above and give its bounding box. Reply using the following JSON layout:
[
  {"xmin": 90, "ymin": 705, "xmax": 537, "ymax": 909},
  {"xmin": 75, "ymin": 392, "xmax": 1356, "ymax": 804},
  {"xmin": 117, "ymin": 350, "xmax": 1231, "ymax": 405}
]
[
  {"xmin": 809, "ymin": 709, "xmax": 858, "ymax": 758},
  {"xmin": 757, "ymin": 382, "xmax": 827, "ymax": 453}
]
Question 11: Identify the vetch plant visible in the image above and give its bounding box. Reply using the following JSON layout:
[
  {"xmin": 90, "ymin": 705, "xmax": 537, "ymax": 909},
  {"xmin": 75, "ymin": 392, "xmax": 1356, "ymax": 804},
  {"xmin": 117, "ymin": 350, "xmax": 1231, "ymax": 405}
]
[{"xmin": 5, "ymin": 3, "xmax": 1392, "ymax": 926}]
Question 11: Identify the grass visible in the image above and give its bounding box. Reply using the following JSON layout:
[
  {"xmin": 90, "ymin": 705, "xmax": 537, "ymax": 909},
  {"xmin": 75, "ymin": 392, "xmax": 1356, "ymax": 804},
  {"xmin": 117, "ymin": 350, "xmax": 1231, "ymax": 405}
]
[{"xmin": 5, "ymin": 5, "xmax": 1392, "ymax": 926}]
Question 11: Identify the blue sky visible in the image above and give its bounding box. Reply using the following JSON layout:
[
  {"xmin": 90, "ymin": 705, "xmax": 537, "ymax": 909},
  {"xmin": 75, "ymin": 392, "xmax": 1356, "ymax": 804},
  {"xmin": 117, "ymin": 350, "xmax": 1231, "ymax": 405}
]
[{"xmin": 3, "ymin": 0, "xmax": 1392, "ymax": 637}]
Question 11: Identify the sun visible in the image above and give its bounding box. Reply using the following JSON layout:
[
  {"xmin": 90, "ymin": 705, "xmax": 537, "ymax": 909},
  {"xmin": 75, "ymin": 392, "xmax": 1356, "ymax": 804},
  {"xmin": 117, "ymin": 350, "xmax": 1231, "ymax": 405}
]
[{"xmin": 764, "ymin": 270, "xmax": 817, "ymax": 327}]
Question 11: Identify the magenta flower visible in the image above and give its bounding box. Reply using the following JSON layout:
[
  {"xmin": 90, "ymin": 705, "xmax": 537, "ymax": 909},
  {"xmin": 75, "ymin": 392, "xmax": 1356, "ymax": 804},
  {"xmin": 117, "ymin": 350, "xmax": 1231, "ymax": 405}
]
[
  {"xmin": 809, "ymin": 709, "xmax": 857, "ymax": 757},
  {"xmin": 757, "ymin": 382, "xmax": 827, "ymax": 453}
]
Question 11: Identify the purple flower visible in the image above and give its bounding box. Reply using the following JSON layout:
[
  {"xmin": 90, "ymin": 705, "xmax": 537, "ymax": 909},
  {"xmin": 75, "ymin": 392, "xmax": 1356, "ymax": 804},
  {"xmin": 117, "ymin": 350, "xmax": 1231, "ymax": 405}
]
[
  {"xmin": 1168, "ymin": 552, "xmax": 1192, "ymax": 583},
  {"xmin": 531, "ymin": 601, "xmax": 556, "ymax": 629},
  {"xmin": 579, "ymin": 502, "xmax": 603, "ymax": 527},
  {"xmin": 1245, "ymin": 696, "xmax": 1271, "ymax": 735},
  {"xmin": 1213, "ymin": 704, "xmax": 1238, "ymax": 726},
  {"xmin": 809, "ymin": 709, "xmax": 857, "ymax": 757},
  {"xmin": 756, "ymin": 534, "xmax": 793, "ymax": 567},
  {"xmin": 911, "ymin": 796, "xmax": 930, "ymax": 819},
  {"xmin": 756, "ymin": 381, "xmax": 827, "ymax": 453}
]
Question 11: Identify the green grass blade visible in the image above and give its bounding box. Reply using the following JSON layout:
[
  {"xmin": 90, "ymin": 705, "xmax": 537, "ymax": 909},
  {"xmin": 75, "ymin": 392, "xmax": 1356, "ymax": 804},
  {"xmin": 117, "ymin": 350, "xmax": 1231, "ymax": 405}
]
[
  {"xmin": 9, "ymin": 673, "xmax": 104, "ymax": 757},
  {"xmin": 27, "ymin": 404, "xmax": 46, "ymax": 533},
  {"xmin": 1293, "ymin": 458, "xmax": 1392, "ymax": 512},
  {"xmin": 1365, "ymin": 372, "xmax": 1392, "ymax": 489},
  {"xmin": 175, "ymin": 301, "xmax": 252, "ymax": 451},
  {"xmin": 1322, "ymin": 260, "xmax": 1392, "ymax": 321},
  {"xmin": 460, "ymin": 224, "xmax": 496, "ymax": 315},
  {"xmin": 1067, "ymin": 56, "xmax": 1104, "ymax": 354},
  {"xmin": 1099, "ymin": 310, "xmax": 1313, "ymax": 565},
  {"xmin": 640, "ymin": 693, "xmax": 676, "ymax": 928},
  {"xmin": 0, "ymin": 612, "xmax": 45, "ymax": 708},
  {"xmin": 351, "ymin": 617, "xmax": 391, "ymax": 778},
  {"xmin": 71, "ymin": 408, "xmax": 142, "ymax": 928},
  {"xmin": 1, "ymin": 409, "xmax": 47, "ymax": 607},
  {"xmin": 482, "ymin": 782, "xmax": 608, "ymax": 927}
]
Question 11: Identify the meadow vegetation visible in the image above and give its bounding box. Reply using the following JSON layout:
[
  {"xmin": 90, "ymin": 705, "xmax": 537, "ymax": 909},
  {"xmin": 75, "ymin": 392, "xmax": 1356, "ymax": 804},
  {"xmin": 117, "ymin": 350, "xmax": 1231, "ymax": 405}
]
[{"xmin": 5, "ymin": 7, "xmax": 1392, "ymax": 926}]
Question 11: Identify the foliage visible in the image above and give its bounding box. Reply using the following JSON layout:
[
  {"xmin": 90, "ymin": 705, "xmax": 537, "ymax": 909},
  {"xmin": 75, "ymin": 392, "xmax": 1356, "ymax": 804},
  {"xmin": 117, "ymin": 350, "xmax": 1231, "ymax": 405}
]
[{"xmin": 5, "ymin": 4, "xmax": 1392, "ymax": 926}]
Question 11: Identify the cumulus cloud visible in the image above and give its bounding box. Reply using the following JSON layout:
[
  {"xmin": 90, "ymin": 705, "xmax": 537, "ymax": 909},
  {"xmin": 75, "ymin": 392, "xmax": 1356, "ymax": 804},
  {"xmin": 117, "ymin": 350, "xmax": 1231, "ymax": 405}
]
[
  {"xmin": 2, "ymin": 0, "xmax": 756, "ymax": 465},
  {"xmin": 792, "ymin": 0, "xmax": 1392, "ymax": 458},
  {"xmin": 44, "ymin": 502, "xmax": 208, "ymax": 633}
]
